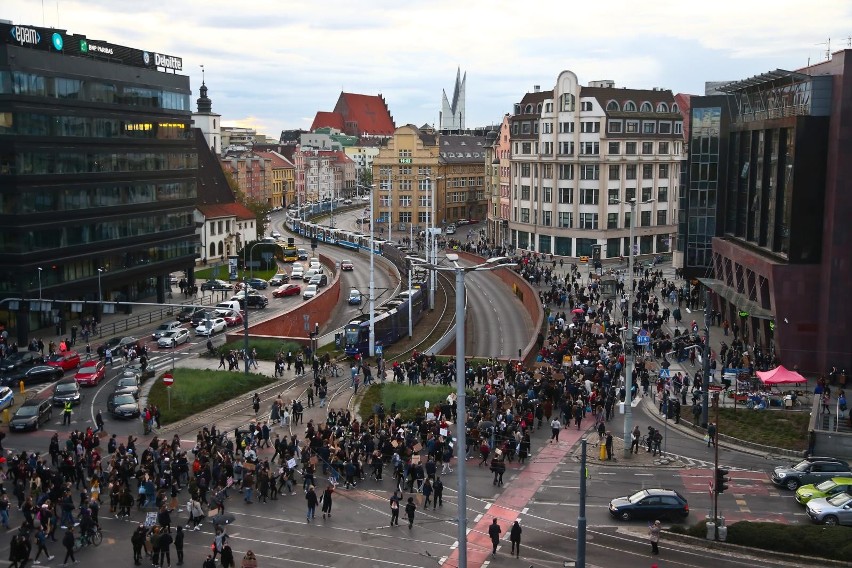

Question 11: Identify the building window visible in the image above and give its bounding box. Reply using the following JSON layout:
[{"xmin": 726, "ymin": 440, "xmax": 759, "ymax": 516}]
[
  {"xmin": 559, "ymin": 141, "xmax": 574, "ymax": 155},
  {"xmin": 643, "ymin": 121, "xmax": 656, "ymax": 134},
  {"xmin": 399, "ymin": 212, "xmax": 412, "ymax": 223},
  {"xmin": 558, "ymin": 187, "xmax": 573, "ymax": 204},
  {"xmin": 542, "ymin": 141, "xmax": 553, "ymax": 155},
  {"xmin": 607, "ymin": 213, "xmax": 618, "ymax": 229},
  {"xmin": 657, "ymin": 210, "xmax": 667, "ymax": 225},
  {"xmin": 608, "ymin": 141, "xmax": 620, "ymax": 154},
  {"xmin": 418, "ymin": 195, "xmax": 431, "ymax": 207},
  {"xmin": 625, "ymin": 120, "xmax": 639, "ymax": 133},
  {"xmin": 558, "ymin": 212, "xmax": 573, "ymax": 228},
  {"xmin": 558, "ymin": 164, "xmax": 574, "ymax": 180},
  {"xmin": 608, "ymin": 120, "xmax": 622, "ymax": 133},
  {"xmin": 579, "ymin": 213, "xmax": 598, "ymax": 229},
  {"xmin": 624, "ymin": 101, "xmax": 637, "ymax": 112},
  {"xmin": 608, "ymin": 187, "xmax": 620, "ymax": 202},
  {"xmin": 657, "ymin": 186, "xmax": 668, "ymax": 202},
  {"xmin": 581, "ymin": 121, "xmax": 600, "ymax": 133},
  {"xmin": 640, "ymin": 102, "xmax": 653, "ymax": 112},
  {"xmin": 606, "ymin": 100, "xmax": 620, "ymax": 111},
  {"xmin": 521, "ymin": 185, "xmax": 531, "ymax": 200},
  {"xmin": 580, "ymin": 188, "xmax": 599, "ymax": 205},
  {"xmin": 559, "ymin": 121, "xmax": 574, "ymax": 133},
  {"xmin": 642, "ymin": 142, "xmax": 654, "ymax": 155},
  {"xmin": 521, "ymin": 122, "xmax": 531, "ymax": 134},
  {"xmin": 624, "ymin": 211, "xmax": 632, "ymax": 228},
  {"xmin": 657, "ymin": 102, "xmax": 669, "ymax": 112},
  {"xmin": 399, "ymin": 195, "xmax": 412, "ymax": 207},
  {"xmin": 400, "ymin": 166, "xmax": 412, "ymax": 175},
  {"xmin": 521, "ymin": 142, "xmax": 532, "ymax": 154},
  {"xmin": 561, "ymin": 93, "xmax": 575, "ymax": 112},
  {"xmin": 542, "ymin": 122, "xmax": 552, "ymax": 134},
  {"xmin": 608, "ymin": 165, "xmax": 620, "ymax": 180},
  {"xmin": 674, "ymin": 122, "xmax": 683, "ymax": 134},
  {"xmin": 641, "ymin": 211, "xmax": 652, "ymax": 226},
  {"xmin": 400, "ymin": 179, "xmax": 412, "ymax": 191},
  {"xmin": 581, "ymin": 101, "xmax": 593, "ymax": 111},
  {"xmin": 659, "ymin": 141, "xmax": 669, "ymax": 154},
  {"xmin": 642, "ymin": 164, "xmax": 654, "ymax": 179},
  {"xmin": 543, "ymin": 187, "xmax": 553, "ymax": 203},
  {"xmin": 659, "ymin": 122, "xmax": 671, "ymax": 134},
  {"xmin": 520, "ymin": 208, "xmax": 530, "ymax": 223},
  {"xmin": 626, "ymin": 142, "xmax": 637, "ymax": 155},
  {"xmin": 580, "ymin": 165, "xmax": 599, "ymax": 180},
  {"xmin": 658, "ymin": 164, "xmax": 669, "ymax": 178},
  {"xmin": 626, "ymin": 165, "xmax": 637, "ymax": 180},
  {"xmin": 399, "ymin": 149, "xmax": 412, "ymax": 157},
  {"xmin": 580, "ymin": 142, "xmax": 599, "ymax": 155},
  {"xmin": 521, "ymin": 163, "xmax": 531, "ymax": 177},
  {"xmin": 541, "ymin": 164, "xmax": 553, "ymax": 178},
  {"xmin": 626, "ymin": 187, "xmax": 636, "ymax": 200},
  {"xmin": 542, "ymin": 210, "xmax": 552, "ymax": 226},
  {"xmin": 642, "ymin": 187, "xmax": 653, "ymax": 201}
]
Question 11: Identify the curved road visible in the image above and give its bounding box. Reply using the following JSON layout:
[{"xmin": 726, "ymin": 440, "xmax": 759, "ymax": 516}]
[{"xmin": 464, "ymin": 267, "xmax": 531, "ymax": 359}]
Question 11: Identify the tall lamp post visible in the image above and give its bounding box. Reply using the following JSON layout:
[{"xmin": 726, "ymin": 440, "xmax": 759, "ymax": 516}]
[
  {"xmin": 609, "ymin": 197, "xmax": 654, "ymax": 457},
  {"xmin": 96, "ymin": 268, "xmax": 105, "ymax": 326},
  {"xmin": 419, "ymin": 175, "xmax": 443, "ymax": 309},
  {"xmin": 368, "ymin": 196, "xmax": 376, "ymax": 357},
  {"xmin": 242, "ymin": 241, "xmax": 265, "ymax": 375},
  {"xmin": 37, "ymin": 267, "xmax": 43, "ymax": 304},
  {"xmin": 407, "ymin": 253, "xmax": 514, "ymax": 568}
]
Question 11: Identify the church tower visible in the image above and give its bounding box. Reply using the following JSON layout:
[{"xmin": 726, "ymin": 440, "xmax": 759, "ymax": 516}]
[
  {"xmin": 191, "ymin": 67, "xmax": 222, "ymax": 154},
  {"xmin": 440, "ymin": 67, "xmax": 466, "ymax": 132}
]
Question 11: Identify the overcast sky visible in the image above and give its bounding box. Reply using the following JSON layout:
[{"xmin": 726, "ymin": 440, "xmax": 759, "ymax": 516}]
[{"xmin": 6, "ymin": 1, "xmax": 852, "ymax": 137}]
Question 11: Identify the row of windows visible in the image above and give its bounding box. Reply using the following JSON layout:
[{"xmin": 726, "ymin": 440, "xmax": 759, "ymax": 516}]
[
  {"xmin": 515, "ymin": 140, "xmax": 676, "ymax": 157},
  {"xmin": 0, "ymin": 151, "xmax": 197, "ymax": 176},
  {"xmin": 0, "ymin": 71, "xmax": 191, "ymax": 111},
  {"xmin": 0, "ymin": 212, "xmax": 194, "ymax": 253},
  {"xmin": 514, "ymin": 209, "xmax": 668, "ymax": 228},
  {"xmin": 608, "ymin": 120, "xmax": 682, "ymax": 135},
  {"xmin": 514, "ymin": 186, "xmax": 668, "ymax": 204},
  {"xmin": 1, "ymin": 180, "xmax": 196, "ymax": 215},
  {"xmin": 0, "ymin": 112, "xmax": 191, "ymax": 140}
]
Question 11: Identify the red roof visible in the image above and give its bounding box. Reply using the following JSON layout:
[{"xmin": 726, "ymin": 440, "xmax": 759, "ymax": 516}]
[
  {"xmin": 254, "ymin": 150, "xmax": 294, "ymax": 168},
  {"xmin": 198, "ymin": 202, "xmax": 255, "ymax": 221},
  {"xmin": 310, "ymin": 111, "xmax": 345, "ymax": 132}
]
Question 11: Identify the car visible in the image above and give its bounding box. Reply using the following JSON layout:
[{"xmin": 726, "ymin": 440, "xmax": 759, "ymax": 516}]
[
  {"xmin": 223, "ymin": 310, "xmax": 244, "ymax": 327},
  {"xmin": 309, "ymin": 274, "xmax": 329, "ymax": 288},
  {"xmin": 297, "ymin": 249, "xmax": 308, "ymax": 261},
  {"xmin": 113, "ymin": 375, "xmax": 140, "ymax": 399},
  {"xmin": 303, "ymin": 268, "xmax": 319, "ymax": 282},
  {"xmin": 343, "ymin": 199, "xmax": 353, "ymax": 205},
  {"xmin": 303, "ymin": 284, "xmax": 318, "ymax": 300},
  {"xmin": 152, "ymin": 321, "xmax": 183, "ymax": 340},
  {"xmin": 0, "ymin": 351, "xmax": 44, "ymax": 373},
  {"xmin": 8, "ymin": 398, "xmax": 52, "ymax": 432},
  {"xmin": 608, "ymin": 489, "xmax": 690, "ymax": 521},
  {"xmin": 123, "ymin": 361, "xmax": 154, "ymax": 383},
  {"xmin": 214, "ymin": 300, "xmax": 243, "ymax": 316},
  {"xmin": 0, "ymin": 386, "xmax": 14, "ymax": 411},
  {"xmin": 240, "ymin": 294, "xmax": 269, "ymax": 309},
  {"xmin": 796, "ymin": 477, "xmax": 852, "ymax": 505},
  {"xmin": 200, "ymin": 279, "xmax": 231, "ymax": 292},
  {"xmin": 107, "ymin": 392, "xmax": 140, "ymax": 419},
  {"xmin": 196, "ymin": 318, "xmax": 227, "ymax": 336},
  {"xmin": 45, "ymin": 351, "xmax": 81, "ymax": 372},
  {"xmin": 806, "ymin": 492, "xmax": 852, "ymax": 526},
  {"xmin": 96, "ymin": 336, "xmax": 139, "ymax": 357},
  {"xmin": 51, "ymin": 379, "xmax": 82, "ymax": 407},
  {"xmin": 270, "ymin": 230, "xmax": 282, "ymax": 239},
  {"xmin": 468, "ymin": 218, "xmax": 480, "ymax": 224},
  {"xmin": 246, "ymin": 278, "xmax": 268, "ymax": 290},
  {"xmin": 273, "ymin": 284, "xmax": 301, "ymax": 298},
  {"xmin": 158, "ymin": 328, "xmax": 190, "ymax": 348},
  {"xmin": 1, "ymin": 365, "xmax": 63, "ymax": 387},
  {"xmin": 177, "ymin": 306, "xmax": 206, "ymax": 323},
  {"xmin": 348, "ymin": 288, "xmax": 362, "ymax": 305},
  {"xmin": 361, "ymin": 195, "xmax": 370, "ymax": 202},
  {"xmin": 772, "ymin": 457, "xmax": 852, "ymax": 491},
  {"xmin": 445, "ymin": 224, "xmax": 456, "ymax": 235},
  {"xmin": 340, "ymin": 259, "xmax": 354, "ymax": 271},
  {"xmin": 190, "ymin": 310, "xmax": 216, "ymax": 328},
  {"xmin": 268, "ymin": 273, "xmax": 290, "ymax": 286},
  {"xmin": 74, "ymin": 361, "xmax": 106, "ymax": 386},
  {"xmin": 456, "ymin": 218, "xmax": 469, "ymax": 226},
  {"xmin": 291, "ymin": 266, "xmax": 305, "ymax": 280}
]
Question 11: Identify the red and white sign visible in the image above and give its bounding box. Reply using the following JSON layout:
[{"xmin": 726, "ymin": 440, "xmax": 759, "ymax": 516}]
[{"xmin": 163, "ymin": 372, "xmax": 174, "ymax": 387}]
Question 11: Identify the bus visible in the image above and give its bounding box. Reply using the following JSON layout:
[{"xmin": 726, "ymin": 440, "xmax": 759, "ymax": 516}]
[{"xmin": 282, "ymin": 247, "xmax": 299, "ymax": 262}]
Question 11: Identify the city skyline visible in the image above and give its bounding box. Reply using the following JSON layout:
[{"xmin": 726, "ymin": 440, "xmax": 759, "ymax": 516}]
[{"xmin": 4, "ymin": 0, "xmax": 852, "ymax": 137}]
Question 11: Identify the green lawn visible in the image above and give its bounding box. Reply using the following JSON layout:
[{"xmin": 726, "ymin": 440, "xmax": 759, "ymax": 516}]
[
  {"xmin": 211, "ymin": 338, "xmax": 304, "ymax": 360},
  {"xmin": 147, "ymin": 368, "xmax": 275, "ymax": 424},
  {"xmin": 358, "ymin": 383, "xmax": 456, "ymax": 422},
  {"xmin": 716, "ymin": 407, "xmax": 810, "ymax": 451}
]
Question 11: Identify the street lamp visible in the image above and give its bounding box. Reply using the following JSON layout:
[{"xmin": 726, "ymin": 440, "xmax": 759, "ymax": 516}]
[
  {"xmin": 418, "ymin": 175, "xmax": 443, "ymax": 310},
  {"xmin": 242, "ymin": 241, "xmax": 266, "ymax": 375},
  {"xmin": 609, "ymin": 197, "xmax": 654, "ymax": 458},
  {"xmin": 368, "ymin": 192, "xmax": 376, "ymax": 357},
  {"xmin": 407, "ymin": 252, "xmax": 514, "ymax": 568},
  {"xmin": 37, "ymin": 267, "xmax": 43, "ymax": 307}
]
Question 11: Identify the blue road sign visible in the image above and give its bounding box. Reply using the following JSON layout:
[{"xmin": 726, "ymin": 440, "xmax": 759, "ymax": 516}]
[
  {"xmin": 375, "ymin": 345, "xmax": 383, "ymax": 355},
  {"xmin": 659, "ymin": 368, "xmax": 671, "ymax": 378},
  {"xmin": 636, "ymin": 335, "xmax": 650, "ymax": 345}
]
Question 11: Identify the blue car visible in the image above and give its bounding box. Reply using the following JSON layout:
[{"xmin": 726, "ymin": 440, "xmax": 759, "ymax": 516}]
[
  {"xmin": 0, "ymin": 386, "xmax": 14, "ymax": 411},
  {"xmin": 246, "ymin": 278, "xmax": 268, "ymax": 290}
]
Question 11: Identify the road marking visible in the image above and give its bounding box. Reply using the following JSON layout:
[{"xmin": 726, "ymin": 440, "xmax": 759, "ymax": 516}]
[{"xmin": 521, "ymin": 507, "xmax": 528, "ymax": 514}]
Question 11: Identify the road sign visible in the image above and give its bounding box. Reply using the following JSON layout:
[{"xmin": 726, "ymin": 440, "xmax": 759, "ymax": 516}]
[
  {"xmin": 375, "ymin": 345, "xmax": 383, "ymax": 355},
  {"xmin": 659, "ymin": 368, "xmax": 670, "ymax": 378},
  {"xmin": 163, "ymin": 372, "xmax": 174, "ymax": 387},
  {"xmin": 636, "ymin": 335, "xmax": 650, "ymax": 345}
]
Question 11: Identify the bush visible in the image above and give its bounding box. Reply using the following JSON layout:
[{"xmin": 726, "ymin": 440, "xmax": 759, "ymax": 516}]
[{"xmin": 725, "ymin": 521, "xmax": 852, "ymax": 561}]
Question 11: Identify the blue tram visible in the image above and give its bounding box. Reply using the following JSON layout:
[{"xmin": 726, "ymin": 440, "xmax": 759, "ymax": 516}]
[{"xmin": 343, "ymin": 279, "xmax": 428, "ymax": 356}]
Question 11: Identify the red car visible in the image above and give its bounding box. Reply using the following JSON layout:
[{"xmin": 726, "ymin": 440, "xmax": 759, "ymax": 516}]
[
  {"xmin": 340, "ymin": 259, "xmax": 354, "ymax": 271},
  {"xmin": 45, "ymin": 351, "xmax": 81, "ymax": 372},
  {"xmin": 273, "ymin": 284, "xmax": 301, "ymax": 298},
  {"xmin": 223, "ymin": 310, "xmax": 244, "ymax": 327},
  {"xmin": 74, "ymin": 361, "xmax": 106, "ymax": 386}
]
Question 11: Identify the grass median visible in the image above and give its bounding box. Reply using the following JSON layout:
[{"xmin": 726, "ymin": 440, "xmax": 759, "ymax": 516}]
[
  {"xmin": 147, "ymin": 369, "xmax": 275, "ymax": 425},
  {"xmin": 716, "ymin": 407, "xmax": 810, "ymax": 451},
  {"xmin": 358, "ymin": 383, "xmax": 456, "ymax": 422}
]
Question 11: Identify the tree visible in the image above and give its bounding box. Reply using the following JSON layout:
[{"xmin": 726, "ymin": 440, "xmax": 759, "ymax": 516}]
[
  {"xmin": 357, "ymin": 168, "xmax": 373, "ymax": 193},
  {"xmin": 222, "ymin": 168, "xmax": 273, "ymax": 238}
]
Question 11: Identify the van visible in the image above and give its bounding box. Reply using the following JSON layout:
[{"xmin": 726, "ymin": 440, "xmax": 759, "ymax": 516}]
[{"xmin": 215, "ymin": 300, "xmax": 242, "ymax": 316}]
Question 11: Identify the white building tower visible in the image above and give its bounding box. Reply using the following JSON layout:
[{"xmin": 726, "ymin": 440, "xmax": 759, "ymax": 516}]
[
  {"xmin": 191, "ymin": 69, "xmax": 222, "ymax": 155},
  {"xmin": 440, "ymin": 67, "xmax": 466, "ymax": 132}
]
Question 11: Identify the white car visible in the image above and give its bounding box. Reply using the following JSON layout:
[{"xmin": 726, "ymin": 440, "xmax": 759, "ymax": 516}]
[
  {"xmin": 291, "ymin": 266, "xmax": 304, "ymax": 280},
  {"xmin": 361, "ymin": 195, "xmax": 370, "ymax": 202},
  {"xmin": 152, "ymin": 320, "xmax": 183, "ymax": 340},
  {"xmin": 195, "ymin": 318, "xmax": 226, "ymax": 336},
  {"xmin": 271, "ymin": 230, "xmax": 282, "ymax": 239},
  {"xmin": 343, "ymin": 199, "xmax": 353, "ymax": 205},
  {"xmin": 303, "ymin": 284, "xmax": 318, "ymax": 300},
  {"xmin": 158, "ymin": 328, "xmax": 190, "ymax": 348}
]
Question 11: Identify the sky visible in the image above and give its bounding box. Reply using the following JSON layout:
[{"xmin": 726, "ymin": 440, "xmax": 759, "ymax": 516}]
[{"xmin": 5, "ymin": 0, "xmax": 852, "ymax": 138}]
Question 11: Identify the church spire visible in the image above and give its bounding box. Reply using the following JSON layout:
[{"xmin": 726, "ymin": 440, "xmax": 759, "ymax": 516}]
[{"xmin": 197, "ymin": 64, "xmax": 213, "ymax": 113}]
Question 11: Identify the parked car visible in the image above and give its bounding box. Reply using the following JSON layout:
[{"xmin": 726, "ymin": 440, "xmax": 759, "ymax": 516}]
[
  {"xmin": 113, "ymin": 375, "xmax": 140, "ymax": 399},
  {"xmin": 158, "ymin": 328, "xmax": 190, "ymax": 348},
  {"xmin": 268, "ymin": 273, "xmax": 290, "ymax": 286},
  {"xmin": 806, "ymin": 492, "xmax": 852, "ymax": 525},
  {"xmin": 246, "ymin": 277, "xmax": 268, "ymax": 290},
  {"xmin": 340, "ymin": 259, "xmax": 354, "ymax": 271},
  {"xmin": 445, "ymin": 224, "xmax": 457, "ymax": 235},
  {"xmin": 456, "ymin": 218, "xmax": 469, "ymax": 226},
  {"xmin": 223, "ymin": 310, "xmax": 244, "ymax": 326},
  {"xmin": 608, "ymin": 489, "xmax": 690, "ymax": 521},
  {"xmin": 0, "ymin": 351, "xmax": 44, "ymax": 373},
  {"xmin": 8, "ymin": 397, "xmax": 52, "ymax": 432},
  {"xmin": 152, "ymin": 321, "xmax": 183, "ymax": 340},
  {"xmin": 308, "ymin": 274, "xmax": 328, "ymax": 288},
  {"xmin": 772, "ymin": 457, "xmax": 852, "ymax": 490},
  {"xmin": 51, "ymin": 379, "xmax": 82, "ymax": 407},
  {"xmin": 177, "ymin": 306, "xmax": 206, "ymax": 323},
  {"xmin": 303, "ymin": 284, "xmax": 318, "ymax": 300},
  {"xmin": 796, "ymin": 477, "xmax": 852, "ymax": 505},
  {"xmin": 74, "ymin": 361, "xmax": 106, "ymax": 386},
  {"xmin": 1, "ymin": 365, "xmax": 63, "ymax": 387},
  {"xmin": 196, "ymin": 318, "xmax": 227, "ymax": 336},
  {"xmin": 107, "ymin": 392, "xmax": 140, "ymax": 419},
  {"xmin": 45, "ymin": 351, "xmax": 81, "ymax": 372},
  {"xmin": 343, "ymin": 199, "xmax": 353, "ymax": 205},
  {"xmin": 348, "ymin": 288, "xmax": 362, "ymax": 306},
  {"xmin": 273, "ymin": 284, "xmax": 301, "ymax": 298},
  {"xmin": 201, "ymin": 279, "xmax": 231, "ymax": 292},
  {"xmin": 0, "ymin": 386, "xmax": 14, "ymax": 411}
]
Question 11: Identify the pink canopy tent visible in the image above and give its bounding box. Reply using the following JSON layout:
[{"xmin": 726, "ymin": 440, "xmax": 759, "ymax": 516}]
[{"xmin": 757, "ymin": 365, "xmax": 807, "ymax": 385}]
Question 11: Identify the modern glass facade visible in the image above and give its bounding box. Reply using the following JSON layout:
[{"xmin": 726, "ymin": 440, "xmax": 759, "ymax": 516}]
[{"xmin": 683, "ymin": 105, "xmax": 722, "ymax": 273}]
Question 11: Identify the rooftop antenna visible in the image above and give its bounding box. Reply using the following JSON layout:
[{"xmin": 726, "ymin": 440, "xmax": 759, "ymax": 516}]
[
  {"xmin": 200, "ymin": 64, "xmax": 205, "ymax": 85},
  {"xmin": 816, "ymin": 38, "xmax": 831, "ymax": 61}
]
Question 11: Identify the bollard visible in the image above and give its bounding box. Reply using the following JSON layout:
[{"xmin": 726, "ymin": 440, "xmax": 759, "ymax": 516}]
[
  {"xmin": 18, "ymin": 380, "xmax": 24, "ymax": 394},
  {"xmin": 718, "ymin": 525, "xmax": 728, "ymax": 541},
  {"xmin": 706, "ymin": 521, "xmax": 716, "ymax": 540},
  {"xmin": 1, "ymin": 408, "xmax": 7, "ymax": 424}
]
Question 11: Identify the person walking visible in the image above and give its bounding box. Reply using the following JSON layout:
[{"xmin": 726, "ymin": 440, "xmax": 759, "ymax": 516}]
[
  {"xmin": 33, "ymin": 524, "xmax": 54, "ymax": 564},
  {"xmin": 405, "ymin": 497, "xmax": 416, "ymax": 529},
  {"xmin": 131, "ymin": 524, "xmax": 146, "ymax": 565},
  {"xmin": 605, "ymin": 432, "xmax": 614, "ymax": 461},
  {"xmin": 707, "ymin": 422, "xmax": 717, "ymax": 448},
  {"xmin": 509, "ymin": 520, "xmax": 522, "ymax": 558},
  {"xmin": 389, "ymin": 490, "xmax": 401, "ymax": 526},
  {"xmin": 174, "ymin": 526, "xmax": 184, "ymax": 566},
  {"xmin": 321, "ymin": 484, "xmax": 334, "ymax": 519},
  {"xmin": 433, "ymin": 477, "xmax": 443, "ymax": 509},
  {"xmin": 630, "ymin": 425, "xmax": 641, "ymax": 454},
  {"xmin": 550, "ymin": 417, "xmax": 561, "ymax": 443},
  {"xmin": 488, "ymin": 518, "xmax": 502, "ymax": 556},
  {"xmin": 649, "ymin": 519, "xmax": 661, "ymax": 554},
  {"xmin": 305, "ymin": 485, "xmax": 318, "ymax": 522},
  {"xmin": 220, "ymin": 544, "xmax": 235, "ymax": 568},
  {"xmin": 61, "ymin": 527, "xmax": 77, "ymax": 565}
]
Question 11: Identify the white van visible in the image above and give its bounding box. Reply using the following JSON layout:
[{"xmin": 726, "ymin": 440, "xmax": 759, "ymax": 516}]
[{"xmin": 214, "ymin": 300, "xmax": 242, "ymax": 316}]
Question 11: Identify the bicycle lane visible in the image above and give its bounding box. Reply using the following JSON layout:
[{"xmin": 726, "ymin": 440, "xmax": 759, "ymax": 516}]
[{"xmin": 443, "ymin": 418, "xmax": 594, "ymax": 568}]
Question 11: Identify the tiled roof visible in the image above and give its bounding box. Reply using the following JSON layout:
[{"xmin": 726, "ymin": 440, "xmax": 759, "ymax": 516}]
[
  {"xmin": 582, "ymin": 86, "xmax": 676, "ymax": 115},
  {"xmin": 198, "ymin": 202, "xmax": 255, "ymax": 221},
  {"xmin": 334, "ymin": 92, "xmax": 396, "ymax": 136},
  {"xmin": 254, "ymin": 150, "xmax": 294, "ymax": 168},
  {"xmin": 438, "ymin": 134, "xmax": 488, "ymax": 163},
  {"xmin": 310, "ymin": 111, "xmax": 345, "ymax": 131},
  {"xmin": 194, "ymin": 128, "xmax": 238, "ymax": 205}
]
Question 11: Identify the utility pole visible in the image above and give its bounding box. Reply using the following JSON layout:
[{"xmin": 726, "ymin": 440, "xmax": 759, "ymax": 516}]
[
  {"xmin": 701, "ymin": 287, "xmax": 711, "ymax": 427},
  {"xmin": 577, "ymin": 438, "xmax": 588, "ymax": 568}
]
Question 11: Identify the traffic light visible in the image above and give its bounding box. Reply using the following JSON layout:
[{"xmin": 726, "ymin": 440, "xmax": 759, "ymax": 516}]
[{"xmin": 715, "ymin": 468, "xmax": 730, "ymax": 494}]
